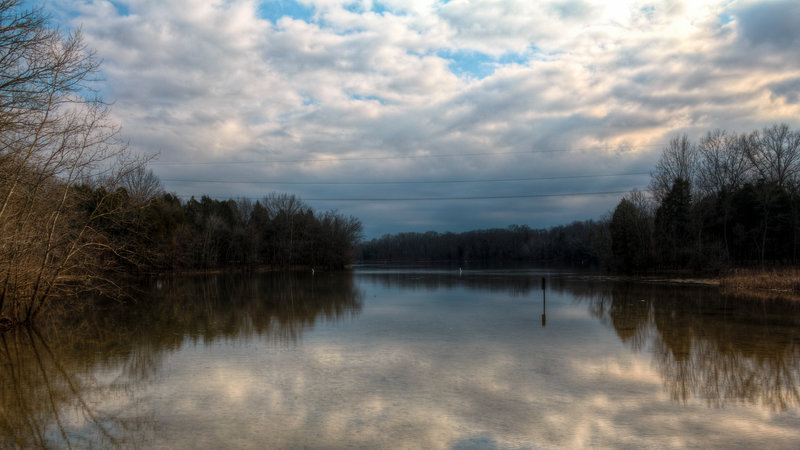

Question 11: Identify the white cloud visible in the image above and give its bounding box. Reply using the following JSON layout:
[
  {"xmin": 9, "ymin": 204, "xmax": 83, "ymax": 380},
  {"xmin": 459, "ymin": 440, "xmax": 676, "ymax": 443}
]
[{"xmin": 50, "ymin": 0, "xmax": 800, "ymax": 236}]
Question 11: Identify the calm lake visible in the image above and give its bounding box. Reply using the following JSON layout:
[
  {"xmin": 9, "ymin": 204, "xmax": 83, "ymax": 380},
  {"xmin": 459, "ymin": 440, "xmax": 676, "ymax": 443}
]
[{"xmin": 3, "ymin": 267, "xmax": 800, "ymax": 448}]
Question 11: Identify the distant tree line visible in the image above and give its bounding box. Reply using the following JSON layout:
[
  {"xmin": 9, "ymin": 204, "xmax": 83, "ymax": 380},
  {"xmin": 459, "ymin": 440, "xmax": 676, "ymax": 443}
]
[
  {"xmin": 357, "ymin": 221, "xmax": 611, "ymax": 266},
  {"xmin": 360, "ymin": 123, "xmax": 800, "ymax": 272}
]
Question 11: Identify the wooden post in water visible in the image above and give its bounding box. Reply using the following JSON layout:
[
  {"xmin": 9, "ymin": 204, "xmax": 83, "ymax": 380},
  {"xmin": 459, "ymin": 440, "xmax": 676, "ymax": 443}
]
[{"xmin": 541, "ymin": 277, "xmax": 546, "ymax": 327}]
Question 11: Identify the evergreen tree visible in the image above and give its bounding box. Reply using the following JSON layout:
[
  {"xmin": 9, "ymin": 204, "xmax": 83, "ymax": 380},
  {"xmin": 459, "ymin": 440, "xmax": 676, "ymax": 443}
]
[
  {"xmin": 610, "ymin": 197, "xmax": 653, "ymax": 272},
  {"xmin": 654, "ymin": 178, "xmax": 694, "ymax": 267}
]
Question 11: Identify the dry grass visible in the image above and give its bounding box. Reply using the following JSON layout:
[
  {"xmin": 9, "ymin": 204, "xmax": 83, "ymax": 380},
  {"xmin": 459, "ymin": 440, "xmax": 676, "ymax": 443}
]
[{"xmin": 720, "ymin": 267, "xmax": 800, "ymax": 294}]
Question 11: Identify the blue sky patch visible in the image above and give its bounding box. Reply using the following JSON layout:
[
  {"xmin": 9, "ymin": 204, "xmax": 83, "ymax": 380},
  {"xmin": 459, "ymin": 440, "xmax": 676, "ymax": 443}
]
[
  {"xmin": 350, "ymin": 93, "xmax": 386, "ymax": 105},
  {"xmin": 498, "ymin": 52, "xmax": 529, "ymax": 65},
  {"xmin": 344, "ymin": 2, "xmax": 363, "ymax": 13},
  {"xmin": 259, "ymin": 0, "xmax": 315, "ymax": 23},
  {"xmin": 439, "ymin": 50, "xmax": 494, "ymax": 79},
  {"xmin": 371, "ymin": 2, "xmax": 390, "ymax": 15},
  {"xmin": 639, "ymin": 5, "xmax": 656, "ymax": 20},
  {"xmin": 438, "ymin": 49, "xmax": 528, "ymax": 80},
  {"xmin": 343, "ymin": 1, "xmax": 392, "ymax": 15},
  {"xmin": 110, "ymin": 1, "xmax": 130, "ymax": 16},
  {"xmin": 301, "ymin": 94, "xmax": 319, "ymax": 107}
]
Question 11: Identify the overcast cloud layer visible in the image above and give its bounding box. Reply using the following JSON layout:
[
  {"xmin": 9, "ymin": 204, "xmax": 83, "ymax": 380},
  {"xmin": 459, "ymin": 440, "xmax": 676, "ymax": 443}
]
[{"xmin": 50, "ymin": 0, "xmax": 800, "ymax": 237}]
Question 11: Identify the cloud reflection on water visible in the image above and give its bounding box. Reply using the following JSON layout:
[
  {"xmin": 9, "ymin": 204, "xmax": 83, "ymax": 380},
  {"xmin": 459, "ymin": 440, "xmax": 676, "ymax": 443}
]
[{"xmin": 2, "ymin": 271, "xmax": 799, "ymax": 448}]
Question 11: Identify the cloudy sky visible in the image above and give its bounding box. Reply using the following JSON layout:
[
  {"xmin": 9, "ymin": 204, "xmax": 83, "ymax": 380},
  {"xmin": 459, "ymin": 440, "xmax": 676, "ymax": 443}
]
[{"xmin": 47, "ymin": 0, "xmax": 800, "ymax": 238}]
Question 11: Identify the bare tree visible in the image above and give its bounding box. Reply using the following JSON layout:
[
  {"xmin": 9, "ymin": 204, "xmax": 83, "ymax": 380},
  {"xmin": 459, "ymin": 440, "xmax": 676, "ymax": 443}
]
[
  {"xmin": 235, "ymin": 197, "xmax": 253, "ymax": 225},
  {"xmin": 120, "ymin": 164, "xmax": 163, "ymax": 205},
  {"xmin": 0, "ymin": 1, "xmax": 146, "ymax": 324},
  {"xmin": 746, "ymin": 123, "xmax": 800, "ymax": 187},
  {"xmin": 650, "ymin": 134, "xmax": 698, "ymax": 202},
  {"xmin": 741, "ymin": 123, "xmax": 800, "ymax": 265},
  {"xmin": 262, "ymin": 192, "xmax": 304, "ymax": 220},
  {"xmin": 261, "ymin": 193, "xmax": 307, "ymax": 267},
  {"xmin": 696, "ymin": 129, "xmax": 753, "ymax": 195}
]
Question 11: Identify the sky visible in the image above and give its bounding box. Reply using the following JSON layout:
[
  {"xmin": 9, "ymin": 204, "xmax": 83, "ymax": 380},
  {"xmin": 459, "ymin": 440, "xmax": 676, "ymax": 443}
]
[{"xmin": 45, "ymin": 0, "xmax": 800, "ymax": 238}]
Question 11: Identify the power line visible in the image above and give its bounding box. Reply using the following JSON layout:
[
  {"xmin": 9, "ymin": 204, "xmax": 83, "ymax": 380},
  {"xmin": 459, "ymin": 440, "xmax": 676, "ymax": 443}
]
[
  {"xmin": 151, "ymin": 144, "xmax": 662, "ymax": 166},
  {"xmin": 161, "ymin": 172, "xmax": 650, "ymax": 185},
  {"xmin": 304, "ymin": 191, "xmax": 636, "ymax": 201},
  {"xmin": 174, "ymin": 189, "xmax": 642, "ymax": 202}
]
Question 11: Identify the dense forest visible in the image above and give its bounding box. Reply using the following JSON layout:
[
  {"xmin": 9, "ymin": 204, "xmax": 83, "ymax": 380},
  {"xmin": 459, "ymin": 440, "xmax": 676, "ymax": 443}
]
[
  {"xmin": 101, "ymin": 189, "xmax": 364, "ymax": 272},
  {"xmin": 359, "ymin": 123, "xmax": 800, "ymax": 272},
  {"xmin": 0, "ymin": 1, "xmax": 361, "ymax": 325},
  {"xmin": 357, "ymin": 221, "xmax": 610, "ymax": 267}
]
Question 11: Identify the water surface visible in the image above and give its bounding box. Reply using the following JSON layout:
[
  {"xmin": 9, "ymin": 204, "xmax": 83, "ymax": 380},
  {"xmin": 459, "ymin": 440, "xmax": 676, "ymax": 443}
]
[{"xmin": 2, "ymin": 268, "xmax": 799, "ymax": 448}]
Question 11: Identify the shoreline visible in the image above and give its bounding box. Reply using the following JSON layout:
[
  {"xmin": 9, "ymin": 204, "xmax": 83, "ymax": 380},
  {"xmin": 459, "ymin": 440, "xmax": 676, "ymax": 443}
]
[
  {"xmin": 565, "ymin": 273, "xmax": 719, "ymax": 286},
  {"xmin": 143, "ymin": 265, "xmax": 800, "ymax": 301},
  {"xmin": 566, "ymin": 268, "xmax": 800, "ymax": 300},
  {"xmin": 143, "ymin": 264, "xmax": 354, "ymax": 277}
]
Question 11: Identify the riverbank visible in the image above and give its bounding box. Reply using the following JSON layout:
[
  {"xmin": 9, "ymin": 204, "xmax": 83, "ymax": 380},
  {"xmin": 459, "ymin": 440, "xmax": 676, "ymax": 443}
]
[
  {"xmin": 149, "ymin": 264, "xmax": 354, "ymax": 276},
  {"xmin": 566, "ymin": 267, "xmax": 800, "ymax": 300}
]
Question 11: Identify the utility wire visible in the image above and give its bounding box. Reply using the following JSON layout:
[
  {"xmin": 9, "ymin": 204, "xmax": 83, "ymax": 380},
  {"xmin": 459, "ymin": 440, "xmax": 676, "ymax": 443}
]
[
  {"xmin": 304, "ymin": 191, "xmax": 636, "ymax": 201},
  {"xmin": 161, "ymin": 172, "xmax": 650, "ymax": 185},
  {"xmin": 152, "ymin": 144, "xmax": 662, "ymax": 166},
  {"xmin": 174, "ymin": 189, "xmax": 643, "ymax": 202}
]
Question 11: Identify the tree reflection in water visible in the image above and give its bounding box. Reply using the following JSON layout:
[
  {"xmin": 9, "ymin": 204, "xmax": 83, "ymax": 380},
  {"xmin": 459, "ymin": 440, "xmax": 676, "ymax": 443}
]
[
  {"xmin": 357, "ymin": 269, "xmax": 548, "ymax": 296},
  {"xmin": 556, "ymin": 279, "xmax": 800, "ymax": 411},
  {"xmin": 0, "ymin": 325, "xmax": 155, "ymax": 448},
  {"xmin": 0, "ymin": 271, "xmax": 362, "ymax": 448}
]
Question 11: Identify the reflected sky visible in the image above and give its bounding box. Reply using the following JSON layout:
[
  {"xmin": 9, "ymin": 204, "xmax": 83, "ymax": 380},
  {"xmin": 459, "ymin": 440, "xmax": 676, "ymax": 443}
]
[{"xmin": 2, "ymin": 270, "xmax": 799, "ymax": 448}]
